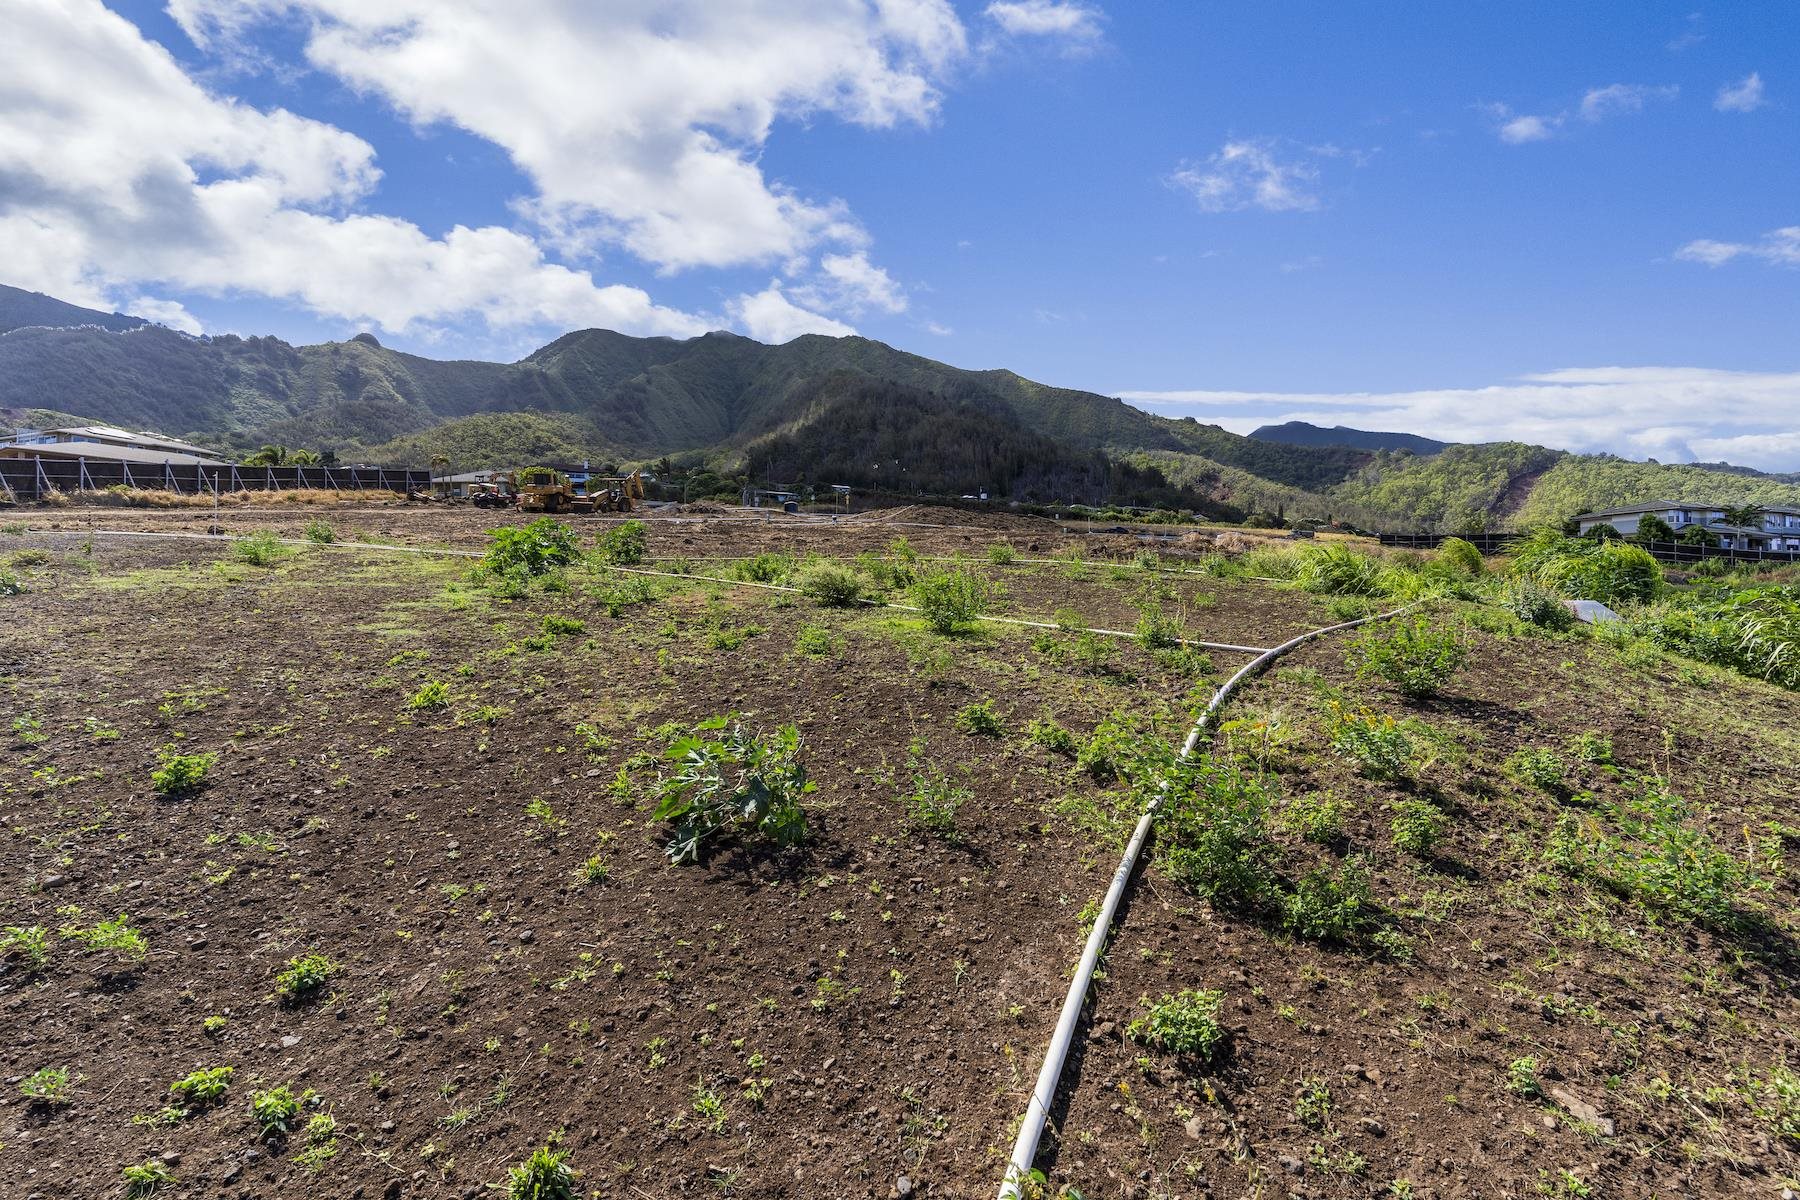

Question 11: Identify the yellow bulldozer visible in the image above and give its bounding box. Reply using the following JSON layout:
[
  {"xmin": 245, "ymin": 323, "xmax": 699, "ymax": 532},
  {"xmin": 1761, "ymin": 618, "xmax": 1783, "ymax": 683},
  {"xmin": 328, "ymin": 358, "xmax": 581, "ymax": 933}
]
[{"xmin": 516, "ymin": 466, "xmax": 644, "ymax": 515}]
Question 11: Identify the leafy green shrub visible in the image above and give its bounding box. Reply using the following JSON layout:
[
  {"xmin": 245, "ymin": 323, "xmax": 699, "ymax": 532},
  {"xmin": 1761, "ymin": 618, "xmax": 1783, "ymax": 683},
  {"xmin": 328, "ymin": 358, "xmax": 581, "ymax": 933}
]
[
  {"xmin": 486, "ymin": 518, "xmax": 582, "ymax": 577},
  {"xmin": 151, "ymin": 746, "xmax": 218, "ymax": 796},
  {"xmin": 1293, "ymin": 1077, "xmax": 1333, "ymax": 1130},
  {"xmin": 653, "ymin": 715, "xmax": 812, "ymax": 863},
  {"xmin": 1293, "ymin": 544, "xmax": 1387, "ymax": 596},
  {"xmin": 1348, "ymin": 616, "xmax": 1467, "ymax": 699},
  {"xmin": 897, "ymin": 740, "xmax": 969, "ymax": 840},
  {"xmin": 1389, "ymin": 798, "xmax": 1446, "ymax": 855},
  {"xmin": 987, "ymin": 543, "xmax": 1017, "ymax": 564},
  {"xmin": 595, "ymin": 575, "xmax": 657, "ymax": 617},
  {"xmin": 593, "ymin": 520, "xmax": 647, "ymax": 566},
  {"xmin": 0, "ymin": 924, "xmax": 49, "ymax": 968},
  {"xmin": 232, "ymin": 530, "xmax": 288, "ymax": 567},
  {"xmin": 1501, "ymin": 577, "xmax": 1575, "ymax": 631},
  {"xmin": 303, "ymin": 519, "xmax": 336, "ymax": 545},
  {"xmin": 1279, "ymin": 792, "xmax": 1346, "ymax": 844},
  {"xmin": 506, "ymin": 1145, "xmax": 577, "ymax": 1200},
  {"xmin": 1075, "ymin": 710, "xmax": 1157, "ymax": 782},
  {"xmin": 541, "ymin": 613, "xmax": 585, "ymax": 636},
  {"xmin": 1327, "ymin": 707, "xmax": 1417, "ymax": 781},
  {"xmin": 953, "ymin": 699, "xmax": 1003, "ymax": 736},
  {"xmin": 1027, "ymin": 715, "xmax": 1077, "ymax": 757},
  {"xmin": 169, "ymin": 1066, "xmax": 234, "ymax": 1110},
  {"xmin": 19, "ymin": 1065, "xmax": 72, "ymax": 1105},
  {"xmin": 123, "ymin": 1160, "xmax": 177, "ymax": 1197},
  {"xmin": 732, "ymin": 551, "xmax": 794, "ymax": 583},
  {"xmin": 0, "ymin": 568, "xmax": 23, "ymax": 596},
  {"xmin": 1154, "ymin": 755, "xmax": 1273, "ymax": 907},
  {"xmin": 406, "ymin": 680, "xmax": 452, "ymax": 710},
  {"xmin": 250, "ymin": 1084, "xmax": 311, "ymax": 1137},
  {"xmin": 910, "ymin": 567, "xmax": 1000, "ymax": 634},
  {"xmin": 274, "ymin": 952, "xmax": 339, "ymax": 1002},
  {"xmin": 1507, "ymin": 747, "xmax": 1566, "ymax": 792},
  {"xmin": 1629, "ymin": 586, "xmax": 1800, "ymax": 690},
  {"xmin": 1129, "ymin": 989, "xmax": 1228, "ymax": 1064},
  {"xmin": 59, "ymin": 912, "xmax": 147, "ymax": 961},
  {"xmin": 1134, "ymin": 602, "xmax": 1183, "ymax": 650},
  {"xmin": 798, "ymin": 562, "xmax": 864, "ymax": 607},
  {"xmin": 1280, "ymin": 859, "xmax": 1375, "ymax": 943},
  {"xmin": 855, "ymin": 549, "xmax": 915, "ymax": 591},
  {"xmin": 1506, "ymin": 1055, "xmax": 1541, "ymax": 1097},
  {"xmin": 10, "ymin": 548, "xmax": 50, "ymax": 567},
  {"xmin": 1569, "ymin": 731, "xmax": 1614, "ymax": 764},
  {"xmin": 1548, "ymin": 777, "xmax": 1756, "ymax": 928},
  {"xmin": 793, "ymin": 623, "xmax": 835, "ymax": 656},
  {"xmin": 1437, "ymin": 537, "xmax": 1485, "ymax": 576}
]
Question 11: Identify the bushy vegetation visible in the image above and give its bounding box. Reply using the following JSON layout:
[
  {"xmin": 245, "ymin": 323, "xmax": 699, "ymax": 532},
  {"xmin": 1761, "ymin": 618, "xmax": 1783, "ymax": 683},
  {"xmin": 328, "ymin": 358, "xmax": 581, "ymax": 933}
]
[
  {"xmin": 1508, "ymin": 529, "xmax": 1663, "ymax": 606},
  {"xmin": 1152, "ymin": 754, "xmax": 1273, "ymax": 907},
  {"xmin": 895, "ymin": 740, "xmax": 970, "ymax": 840},
  {"xmin": 1129, "ymin": 989, "xmax": 1228, "ymax": 1064},
  {"xmin": 274, "ymin": 952, "xmax": 339, "ymax": 1002},
  {"xmin": 652, "ymin": 715, "xmax": 813, "ymax": 863},
  {"xmin": 1280, "ymin": 859, "xmax": 1376, "ymax": 943},
  {"xmin": 910, "ymin": 566, "xmax": 1001, "ymax": 634},
  {"xmin": 485, "ymin": 518, "xmax": 581, "ymax": 578},
  {"xmin": 505, "ymin": 1145, "xmax": 578, "ymax": 1200},
  {"xmin": 1348, "ymin": 616, "xmax": 1467, "ymax": 699},
  {"xmin": 150, "ymin": 745, "xmax": 218, "ymax": 796},
  {"xmin": 1625, "ymin": 585, "xmax": 1800, "ymax": 690},
  {"xmin": 232, "ymin": 530, "xmax": 288, "ymax": 567},
  {"xmin": 797, "ymin": 562, "xmax": 865, "ymax": 607}
]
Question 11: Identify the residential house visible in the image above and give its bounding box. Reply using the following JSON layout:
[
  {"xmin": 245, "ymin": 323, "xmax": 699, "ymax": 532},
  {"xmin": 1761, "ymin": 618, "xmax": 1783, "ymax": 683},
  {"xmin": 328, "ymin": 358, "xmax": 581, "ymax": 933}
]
[
  {"xmin": 0, "ymin": 424, "xmax": 225, "ymax": 466},
  {"xmin": 1574, "ymin": 501, "xmax": 1800, "ymax": 552}
]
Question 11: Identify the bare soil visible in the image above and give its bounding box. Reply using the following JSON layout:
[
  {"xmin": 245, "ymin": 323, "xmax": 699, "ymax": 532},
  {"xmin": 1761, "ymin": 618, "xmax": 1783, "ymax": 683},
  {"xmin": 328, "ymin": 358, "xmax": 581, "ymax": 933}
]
[{"xmin": 1, "ymin": 506, "xmax": 1795, "ymax": 1200}]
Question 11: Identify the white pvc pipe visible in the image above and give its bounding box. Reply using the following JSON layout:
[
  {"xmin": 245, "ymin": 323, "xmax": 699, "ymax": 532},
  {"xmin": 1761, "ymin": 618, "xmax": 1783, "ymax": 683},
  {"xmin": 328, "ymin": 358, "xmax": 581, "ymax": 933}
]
[{"xmin": 995, "ymin": 601, "xmax": 1419, "ymax": 1200}]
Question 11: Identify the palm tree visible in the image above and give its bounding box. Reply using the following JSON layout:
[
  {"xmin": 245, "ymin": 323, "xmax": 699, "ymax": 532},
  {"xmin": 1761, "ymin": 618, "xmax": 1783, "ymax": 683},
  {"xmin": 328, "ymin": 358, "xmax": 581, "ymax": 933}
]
[
  {"xmin": 242, "ymin": 444, "xmax": 290, "ymax": 466},
  {"xmin": 429, "ymin": 454, "xmax": 452, "ymax": 481},
  {"xmin": 287, "ymin": 449, "xmax": 322, "ymax": 465}
]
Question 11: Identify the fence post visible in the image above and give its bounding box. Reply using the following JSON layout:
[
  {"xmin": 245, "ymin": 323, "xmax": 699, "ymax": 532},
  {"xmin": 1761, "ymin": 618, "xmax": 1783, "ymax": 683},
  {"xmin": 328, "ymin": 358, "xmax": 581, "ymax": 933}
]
[{"xmin": 35, "ymin": 456, "xmax": 48, "ymax": 501}]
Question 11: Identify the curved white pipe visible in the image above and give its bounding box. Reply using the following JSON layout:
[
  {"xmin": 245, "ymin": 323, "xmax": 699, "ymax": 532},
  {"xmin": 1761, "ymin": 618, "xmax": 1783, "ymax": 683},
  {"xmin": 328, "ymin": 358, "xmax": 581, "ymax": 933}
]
[{"xmin": 996, "ymin": 601, "xmax": 1419, "ymax": 1200}]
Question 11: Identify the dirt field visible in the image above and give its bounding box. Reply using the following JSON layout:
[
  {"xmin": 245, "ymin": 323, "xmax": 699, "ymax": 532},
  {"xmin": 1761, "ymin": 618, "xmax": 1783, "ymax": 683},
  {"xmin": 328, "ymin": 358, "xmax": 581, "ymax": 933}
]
[{"xmin": 1, "ymin": 504, "xmax": 1796, "ymax": 1200}]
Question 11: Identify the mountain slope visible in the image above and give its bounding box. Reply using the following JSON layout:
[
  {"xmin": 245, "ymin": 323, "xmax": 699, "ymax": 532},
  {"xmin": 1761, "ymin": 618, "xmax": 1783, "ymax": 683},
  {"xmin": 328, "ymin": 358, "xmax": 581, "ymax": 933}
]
[
  {"xmin": 1251, "ymin": 420, "xmax": 1450, "ymax": 456},
  {"xmin": 0, "ymin": 284, "xmax": 146, "ymax": 335}
]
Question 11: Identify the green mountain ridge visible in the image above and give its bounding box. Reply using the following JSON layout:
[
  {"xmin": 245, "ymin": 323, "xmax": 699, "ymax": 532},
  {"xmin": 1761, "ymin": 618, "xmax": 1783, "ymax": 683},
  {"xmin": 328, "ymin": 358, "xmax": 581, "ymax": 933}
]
[{"xmin": 5, "ymin": 282, "xmax": 1799, "ymax": 531}]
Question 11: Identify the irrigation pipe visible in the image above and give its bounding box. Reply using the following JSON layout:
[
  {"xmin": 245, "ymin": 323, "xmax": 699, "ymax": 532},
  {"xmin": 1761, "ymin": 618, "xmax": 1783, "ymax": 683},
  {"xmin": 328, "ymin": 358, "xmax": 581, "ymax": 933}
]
[
  {"xmin": 21, "ymin": 528, "xmax": 1275, "ymax": 655},
  {"xmin": 995, "ymin": 600, "xmax": 1421, "ymax": 1200}
]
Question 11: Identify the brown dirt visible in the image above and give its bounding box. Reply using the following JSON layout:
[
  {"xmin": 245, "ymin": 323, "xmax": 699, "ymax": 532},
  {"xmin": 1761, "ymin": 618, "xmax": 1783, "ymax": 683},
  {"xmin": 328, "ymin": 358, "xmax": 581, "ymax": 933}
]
[{"xmin": 0, "ymin": 507, "xmax": 1795, "ymax": 1200}]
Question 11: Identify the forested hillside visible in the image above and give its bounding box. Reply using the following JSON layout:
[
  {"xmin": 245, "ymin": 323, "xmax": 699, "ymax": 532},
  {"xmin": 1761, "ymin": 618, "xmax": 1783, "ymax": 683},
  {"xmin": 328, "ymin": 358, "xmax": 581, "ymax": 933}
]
[{"xmin": 0, "ymin": 285, "xmax": 145, "ymax": 334}]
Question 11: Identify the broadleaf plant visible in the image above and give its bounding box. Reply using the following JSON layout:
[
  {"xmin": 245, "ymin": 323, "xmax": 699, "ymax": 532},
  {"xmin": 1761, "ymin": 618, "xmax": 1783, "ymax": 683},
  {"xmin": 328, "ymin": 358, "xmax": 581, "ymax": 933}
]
[{"xmin": 652, "ymin": 714, "xmax": 813, "ymax": 864}]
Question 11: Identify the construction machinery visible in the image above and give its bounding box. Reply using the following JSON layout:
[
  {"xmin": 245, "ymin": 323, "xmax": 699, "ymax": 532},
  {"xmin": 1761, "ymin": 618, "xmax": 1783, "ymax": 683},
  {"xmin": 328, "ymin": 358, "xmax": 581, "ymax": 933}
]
[{"xmin": 516, "ymin": 467, "xmax": 644, "ymax": 515}]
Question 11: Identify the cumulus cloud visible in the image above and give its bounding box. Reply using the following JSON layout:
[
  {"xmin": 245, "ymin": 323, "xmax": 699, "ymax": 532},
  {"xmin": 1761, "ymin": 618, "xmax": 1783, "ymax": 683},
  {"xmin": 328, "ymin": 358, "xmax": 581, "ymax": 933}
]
[
  {"xmin": 0, "ymin": 0, "xmax": 725, "ymax": 339},
  {"xmin": 169, "ymin": 0, "xmax": 965, "ymax": 275},
  {"xmin": 728, "ymin": 284, "xmax": 858, "ymax": 344},
  {"xmin": 1169, "ymin": 139, "xmax": 1324, "ymax": 213},
  {"xmin": 985, "ymin": 1, "xmax": 1104, "ymax": 46},
  {"xmin": 1118, "ymin": 367, "xmax": 1800, "ymax": 471},
  {"xmin": 1481, "ymin": 104, "xmax": 1562, "ymax": 144},
  {"xmin": 1675, "ymin": 227, "xmax": 1800, "ymax": 268},
  {"xmin": 1716, "ymin": 72, "xmax": 1768, "ymax": 113},
  {"xmin": 793, "ymin": 252, "xmax": 909, "ymax": 317}
]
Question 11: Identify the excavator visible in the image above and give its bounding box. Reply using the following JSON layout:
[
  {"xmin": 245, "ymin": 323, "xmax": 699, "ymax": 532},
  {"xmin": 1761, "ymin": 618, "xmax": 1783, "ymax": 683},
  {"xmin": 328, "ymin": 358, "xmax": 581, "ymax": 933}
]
[{"xmin": 516, "ymin": 467, "xmax": 644, "ymax": 515}]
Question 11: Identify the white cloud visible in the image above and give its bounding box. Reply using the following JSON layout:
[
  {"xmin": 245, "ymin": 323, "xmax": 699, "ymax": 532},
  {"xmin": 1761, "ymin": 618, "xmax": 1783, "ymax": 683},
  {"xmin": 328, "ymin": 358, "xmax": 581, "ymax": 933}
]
[
  {"xmin": 795, "ymin": 252, "xmax": 909, "ymax": 316},
  {"xmin": 170, "ymin": 0, "xmax": 965, "ymax": 275},
  {"xmin": 985, "ymin": 1, "xmax": 1104, "ymax": 46},
  {"xmin": 923, "ymin": 320, "xmax": 953, "ymax": 336},
  {"xmin": 1716, "ymin": 72, "xmax": 1768, "ymax": 113},
  {"xmin": 1481, "ymin": 104, "xmax": 1563, "ymax": 144},
  {"xmin": 1579, "ymin": 83, "xmax": 1678, "ymax": 122},
  {"xmin": 1483, "ymin": 85, "xmax": 1673, "ymax": 144},
  {"xmin": 1675, "ymin": 226, "xmax": 1800, "ymax": 268},
  {"xmin": 0, "ymin": 0, "xmax": 728, "ymax": 339},
  {"xmin": 728, "ymin": 284, "xmax": 857, "ymax": 344},
  {"xmin": 1118, "ymin": 366, "xmax": 1800, "ymax": 471},
  {"xmin": 1169, "ymin": 139, "xmax": 1324, "ymax": 213}
]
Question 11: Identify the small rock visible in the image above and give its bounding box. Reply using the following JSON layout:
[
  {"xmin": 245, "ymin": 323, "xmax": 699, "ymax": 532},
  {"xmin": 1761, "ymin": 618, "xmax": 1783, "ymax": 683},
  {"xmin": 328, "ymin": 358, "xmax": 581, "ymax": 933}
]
[
  {"xmin": 41, "ymin": 875, "xmax": 67, "ymax": 889},
  {"xmin": 160, "ymin": 1151, "xmax": 181, "ymax": 1164},
  {"xmin": 1183, "ymin": 1116, "xmax": 1207, "ymax": 1141},
  {"xmin": 380, "ymin": 1121, "xmax": 396, "ymax": 1133},
  {"xmin": 1548, "ymin": 1086, "xmax": 1614, "ymax": 1137},
  {"xmin": 1357, "ymin": 1117, "xmax": 1385, "ymax": 1137},
  {"xmin": 517, "ymin": 929, "xmax": 535, "ymax": 945},
  {"xmin": 1277, "ymin": 1155, "xmax": 1304, "ymax": 1175},
  {"xmin": 280, "ymin": 1035, "xmax": 301, "ymax": 1049},
  {"xmin": 894, "ymin": 1175, "xmax": 913, "ymax": 1196}
]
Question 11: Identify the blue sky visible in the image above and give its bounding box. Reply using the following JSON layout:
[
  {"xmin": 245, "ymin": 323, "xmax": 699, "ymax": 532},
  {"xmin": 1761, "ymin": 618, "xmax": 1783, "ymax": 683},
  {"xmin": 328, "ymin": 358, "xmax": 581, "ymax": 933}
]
[{"xmin": 3, "ymin": 2, "xmax": 1797, "ymax": 464}]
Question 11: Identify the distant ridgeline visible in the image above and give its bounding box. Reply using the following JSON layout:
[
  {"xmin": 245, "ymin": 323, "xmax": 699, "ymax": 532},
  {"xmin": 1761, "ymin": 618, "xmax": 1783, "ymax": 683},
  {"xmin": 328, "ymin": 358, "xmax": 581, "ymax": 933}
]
[{"xmin": 4, "ymin": 281, "xmax": 1799, "ymax": 530}]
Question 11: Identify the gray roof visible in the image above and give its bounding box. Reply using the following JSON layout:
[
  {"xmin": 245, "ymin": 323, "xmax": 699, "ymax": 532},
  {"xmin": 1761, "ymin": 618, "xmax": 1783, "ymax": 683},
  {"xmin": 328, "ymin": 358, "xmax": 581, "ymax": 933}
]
[
  {"xmin": 0, "ymin": 441, "xmax": 226, "ymax": 467},
  {"xmin": 27, "ymin": 424, "xmax": 217, "ymax": 457}
]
